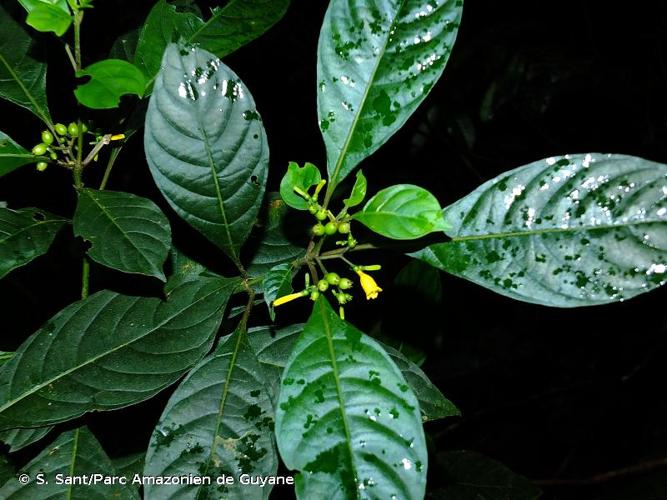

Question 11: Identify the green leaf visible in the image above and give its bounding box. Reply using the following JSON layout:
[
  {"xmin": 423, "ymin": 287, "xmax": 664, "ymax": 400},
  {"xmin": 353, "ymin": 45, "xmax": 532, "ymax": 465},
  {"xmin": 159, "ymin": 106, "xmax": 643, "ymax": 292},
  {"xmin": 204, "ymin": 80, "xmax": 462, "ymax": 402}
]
[
  {"xmin": 344, "ymin": 170, "xmax": 367, "ymax": 208},
  {"xmin": 18, "ymin": 0, "xmax": 70, "ymax": 14},
  {"xmin": 26, "ymin": 3, "xmax": 72, "ymax": 36},
  {"xmin": 109, "ymin": 29, "xmax": 140, "ymax": 62},
  {"xmin": 318, "ymin": 0, "xmax": 463, "ymax": 185},
  {"xmin": 145, "ymin": 44, "xmax": 268, "ymax": 266},
  {"xmin": 0, "ymin": 454, "xmax": 13, "ymax": 487},
  {"xmin": 246, "ymin": 194, "xmax": 305, "ymax": 277},
  {"xmin": 0, "ymin": 5, "xmax": 51, "ymax": 123},
  {"xmin": 0, "ymin": 426, "xmax": 52, "ymax": 453},
  {"xmin": 74, "ymin": 59, "xmax": 146, "ymax": 109},
  {"xmin": 275, "ymin": 298, "xmax": 427, "ymax": 498},
  {"xmin": 0, "ymin": 207, "xmax": 66, "ymax": 280},
  {"xmin": 186, "ymin": 0, "xmax": 290, "ymax": 59},
  {"xmin": 0, "ymin": 277, "xmax": 236, "ymax": 430},
  {"xmin": 354, "ymin": 184, "xmax": 448, "ymax": 240},
  {"xmin": 112, "ymin": 452, "xmax": 144, "ymax": 483},
  {"xmin": 411, "ymin": 154, "xmax": 667, "ymax": 307},
  {"xmin": 144, "ymin": 328, "xmax": 277, "ymax": 499},
  {"xmin": 280, "ymin": 162, "xmax": 321, "ymax": 210},
  {"xmin": 381, "ymin": 344, "xmax": 459, "ymax": 422},
  {"xmin": 262, "ymin": 262, "xmax": 294, "ymax": 320},
  {"xmin": 0, "ymin": 131, "xmax": 34, "ymax": 178},
  {"xmin": 0, "ymin": 352, "xmax": 12, "ymax": 368},
  {"xmin": 433, "ymin": 451, "xmax": 541, "ymax": 500},
  {"xmin": 0, "ymin": 427, "xmax": 139, "ymax": 499},
  {"xmin": 135, "ymin": 0, "xmax": 203, "ymax": 86},
  {"xmin": 73, "ymin": 189, "xmax": 172, "ymax": 280}
]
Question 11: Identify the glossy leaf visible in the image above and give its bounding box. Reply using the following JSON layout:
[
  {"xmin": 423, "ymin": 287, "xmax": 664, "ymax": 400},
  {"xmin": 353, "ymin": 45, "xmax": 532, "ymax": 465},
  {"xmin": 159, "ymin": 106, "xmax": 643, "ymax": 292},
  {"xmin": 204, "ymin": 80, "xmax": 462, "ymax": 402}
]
[
  {"xmin": 344, "ymin": 170, "xmax": 367, "ymax": 208},
  {"xmin": 0, "ymin": 5, "xmax": 51, "ymax": 122},
  {"xmin": 0, "ymin": 427, "xmax": 139, "ymax": 499},
  {"xmin": 433, "ymin": 451, "xmax": 541, "ymax": 500},
  {"xmin": 74, "ymin": 59, "xmax": 146, "ymax": 109},
  {"xmin": 113, "ymin": 452, "xmax": 144, "ymax": 482},
  {"xmin": 280, "ymin": 162, "xmax": 321, "ymax": 210},
  {"xmin": 275, "ymin": 298, "xmax": 427, "ymax": 498},
  {"xmin": 26, "ymin": 3, "xmax": 72, "ymax": 36},
  {"xmin": 411, "ymin": 154, "xmax": 667, "ymax": 307},
  {"xmin": 144, "ymin": 329, "xmax": 277, "ymax": 499},
  {"xmin": 0, "ymin": 426, "xmax": 52, "ymax": 453},
  {"xmin": 73, "ymin": 189, "xmax": 172, "ymax": 280},
  {"xmin": 0, "ymin": 207, "xmax": 66, "ymax": 280},
  {"xmin": 18, "ymin": 0, "xmax": 69, "ymax": 14},
  {"xmin": 0, "ymin": 131, "xmax": 33, "ymax": 178},
  {"xmin": 109, "ymin": 29, "xmax": 140, "ymax": 62},
  {"xmin": 381, "ymin": 344, "xmax": 459, "ymax": 422},
  {"xmin": 135, "ymin": 0, "xmax": 203, "ymax": 85},
  {"xmin": 0, "ymin": 277, "xmax": 236, "ymax": 430},
  {"xmin": 186, "ymin": 0, "xmax": 290, "ymax": 59},
  {"xmin": 354, "ymin": 184, "xmax": 447, "ymax": 239},
  {"xmin": 318, "ymin": 0, "xmax": 463, "ymax": 185},
  {"xmin": 145, "ymin": 44, "xmax": 268, "ymax": 266},
  {"xmin": 246, "ymin": 194, "xmax": 305, "ymax": 277},
  {"xmin": 262, "ymin": 262, "xmax": 294, "ymax": 320},
  {"xmin": 0, "ymin": 352, "xmax": 12, "ymax": 368}
]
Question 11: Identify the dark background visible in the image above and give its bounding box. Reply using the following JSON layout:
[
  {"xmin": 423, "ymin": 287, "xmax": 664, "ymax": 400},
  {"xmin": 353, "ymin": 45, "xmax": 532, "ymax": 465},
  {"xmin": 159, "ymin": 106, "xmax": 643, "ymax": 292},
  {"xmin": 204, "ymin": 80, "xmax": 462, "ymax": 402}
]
[{"xmin": 1, "ymin": 1, "xmax": 667, "ymax": 498}]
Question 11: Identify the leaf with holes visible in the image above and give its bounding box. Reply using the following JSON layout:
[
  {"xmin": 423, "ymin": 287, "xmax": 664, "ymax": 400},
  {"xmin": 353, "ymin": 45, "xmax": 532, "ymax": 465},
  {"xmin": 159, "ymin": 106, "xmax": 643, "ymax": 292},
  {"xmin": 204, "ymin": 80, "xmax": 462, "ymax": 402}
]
[
  {"xmin": 0, "ymin": 426, "xmax": 52, "ymax": 453},
  {"xmin": 411, "ymin": 154, "xmax": 667, "ymax": 307},
  {"xmin": 246, "ymin": 194, "xmax": 305, "ymax": 277},
  {"xmin": 0, "ymin": 427, "xmax": 139, "ymax": 499},
  {"xmin": 0, "ymin": 207, "xmax": 66, "ymax": 280},
  {"xmin": 0, "ymin": 131, "xmax": 34, "ymax": 178},
  {"xmin": 318, "ymin": 0, "xmax": 463, "ymax": 185},
  {"xmin": 144, "ymin": 328, "xmax": 277, "ymax": 499},
  {"xmin": 354, "ymin": 184, "xmax": 448, "ymax": 239},
  {"xmin": 0, "ymin": 5, "xmax": 51, "ymax": 122},
  {"xmin": 0, "ymin": 277, "xmax": 236, "ymax": 430},
  {"xmin": 73, "ymin": 189, "xmax": 172, "ymax": 280},
  {"xmin": 262, "ymin": 262, "xmax": 294, "ymax": 320},
  {"xmin": 275, "ymin": 298, "xmax": 427, "ymax": 498},
  {"xmin": 145, "ymin": 44, "xmax": 268, "ymax": 266}
]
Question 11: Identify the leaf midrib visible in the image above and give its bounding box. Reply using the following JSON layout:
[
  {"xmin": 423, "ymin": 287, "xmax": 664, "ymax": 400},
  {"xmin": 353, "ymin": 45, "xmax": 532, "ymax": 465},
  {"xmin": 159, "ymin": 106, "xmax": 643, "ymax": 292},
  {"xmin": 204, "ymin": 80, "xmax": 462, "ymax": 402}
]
[
  {"xmin": 0, "ymin": 282, "xmax": 228, "ymax": 417},
  {"xmin": 0, "ymin": 52, "xmax": 50, "ymax": 125},
  {"xmin": 0, "ymin": 215, "xmax": 65, "ymax": 245}
]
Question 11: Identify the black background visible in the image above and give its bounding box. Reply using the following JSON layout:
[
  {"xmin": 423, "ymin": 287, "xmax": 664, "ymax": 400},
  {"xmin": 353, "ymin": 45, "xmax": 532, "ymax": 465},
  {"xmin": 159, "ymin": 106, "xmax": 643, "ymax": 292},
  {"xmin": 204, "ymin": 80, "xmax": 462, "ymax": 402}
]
[{"xmin": 1, "ymin": 1, "xmax": 667, "ymax": 498}]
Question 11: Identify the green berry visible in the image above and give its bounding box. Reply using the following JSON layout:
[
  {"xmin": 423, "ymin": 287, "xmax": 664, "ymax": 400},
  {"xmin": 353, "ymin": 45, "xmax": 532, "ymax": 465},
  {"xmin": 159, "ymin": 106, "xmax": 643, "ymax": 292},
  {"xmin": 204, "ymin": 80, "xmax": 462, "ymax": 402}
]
[
  {"xmin": 55, "ymin": 123, "xmax": 68, "ymax": 136},
  {"xmin": 324, "ymin": 221, "xmax": 338, "ymax": 235},
  {"xmin": 36, "ymin": 161, "xmax": 48, "ymax": 172},
  {"xmin": 339, "ymin": 278, "xmax": 353, "ymax": 290},
  {"xmin": 50, "ymin": 152, "xmax": 58, "ymax": 160},
  {"xmin": 315, "ymin": 209, "xmax": 327, "ymax": 221},
  {"xmin": 41, "ymin": 130, "xmax": 54, "ymax": 145},
  {"xmin": 68, "ymin": 122, "xmax": 79, "ymax": 137},
  {"xmin": 325, "ymin": 272, "xmax": 340, "ymax": 285},
  {"xmin": 338, "ymin": 222, "xmax": 351, "ymax": 234},
  {"xmin": 32, "ymin": 143, "xmax": 47, "ymax": 156},
  {"xmin": 310, "ymin": 289, "xmax": 320, "ymax": 301},
  {"xmin": 312, "ymin": 223, "xmax": 325, "ymax": 236},
  {"xmin": 317, "ymin": 279, "xmax": 329, "ymax": 292},
  {"xmin": 308, "ymin": 204, "xmax": 318, "ymax": 215}
]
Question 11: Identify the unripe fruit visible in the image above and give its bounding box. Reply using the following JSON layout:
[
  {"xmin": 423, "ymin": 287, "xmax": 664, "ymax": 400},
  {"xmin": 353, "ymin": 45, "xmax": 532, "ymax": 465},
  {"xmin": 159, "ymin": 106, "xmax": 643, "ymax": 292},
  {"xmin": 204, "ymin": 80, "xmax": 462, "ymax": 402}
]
[
  {"xmin": 68, "ymin": 122, "xmax": 79, "ymax": 137},
  {"xmin": 55, "ymin": 123, "xmax": 68, "ymax": 136},
  {"xmin": 317, "ymin": 279, "xmax": 329, "ymax": 292},
  {"xmin": 41, "ymin": 130, "xmax": 54, "ymax": 145},
  {"xmin": 315, "ymin": 209, "xmax": 327, "ymax": 221},
  {"xmin": 50, "ymin": 152, "xmax": 58, "ymax": 160},
  {"xmin": 308, "ymin": 204, "xmax": 318, "ymax": 215},
  {"xmin": 338, "ymin": 222, "xmax": 351, "ymax": 234},
  {"xmin": 310, "ymin": 289, "xmax": 320, "ymax": 301},
  {"xmin": 312, "ymin": 223, "xmax": 325, "ymax": 236},
  {"xmin": 81, "ymin": 122, "xmax": 88, "ymax": 133},
  {"xmin": 32, "ymin": 143, "xmax": 47, "ymax": 156},
  {"xmin": 325, "ymin": 272, "xmax": 340, "ymax": 285},
  {"xmin": 324, "ymin": 221, "xmax": 338, "ymax": 235},
  {"xmin": 36, "ymin": 161, "xmax": 48, "ymax": 172},
  {"xmin": 339, "ymin": 278, "xmax": 353, "ymax": 290}
]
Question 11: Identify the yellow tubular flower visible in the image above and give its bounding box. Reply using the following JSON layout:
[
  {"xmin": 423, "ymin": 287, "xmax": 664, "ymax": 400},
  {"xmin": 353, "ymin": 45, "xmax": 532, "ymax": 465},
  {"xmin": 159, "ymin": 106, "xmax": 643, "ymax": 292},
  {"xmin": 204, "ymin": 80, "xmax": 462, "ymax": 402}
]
[
  {"xmin": 272, "ymin": 291, "xmax": 308, "ymax": 307},
  {"xmin": 355, "ymin": 270, "xmax": 382, "ymax": 300},
  {"xmin": 110, "ymin": 134, "xmax": 126, "ymax": 141}
]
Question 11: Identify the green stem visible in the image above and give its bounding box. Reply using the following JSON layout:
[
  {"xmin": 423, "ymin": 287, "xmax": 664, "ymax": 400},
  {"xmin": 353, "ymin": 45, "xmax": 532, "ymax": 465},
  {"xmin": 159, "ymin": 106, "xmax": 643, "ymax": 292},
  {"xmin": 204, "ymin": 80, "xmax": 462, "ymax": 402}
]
[
  {"xmin": 99, "ymin": 147, "xmax": 121, "ymax": 190},
  {"xmin": 80, "ymin": 258, "xmax": 90, "ymax": 299},
  {"xmin": 73, "ymin": 10, "xmax": 83, "ymax": 71}
]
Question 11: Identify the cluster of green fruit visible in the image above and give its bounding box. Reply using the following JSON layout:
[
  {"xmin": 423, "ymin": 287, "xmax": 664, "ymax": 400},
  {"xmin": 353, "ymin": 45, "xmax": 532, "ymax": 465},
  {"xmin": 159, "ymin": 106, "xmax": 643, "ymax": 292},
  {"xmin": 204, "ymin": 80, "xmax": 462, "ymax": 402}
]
[{"xmin": 31, "ymin": 122, "xmax": 87, "ymax": 171}]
